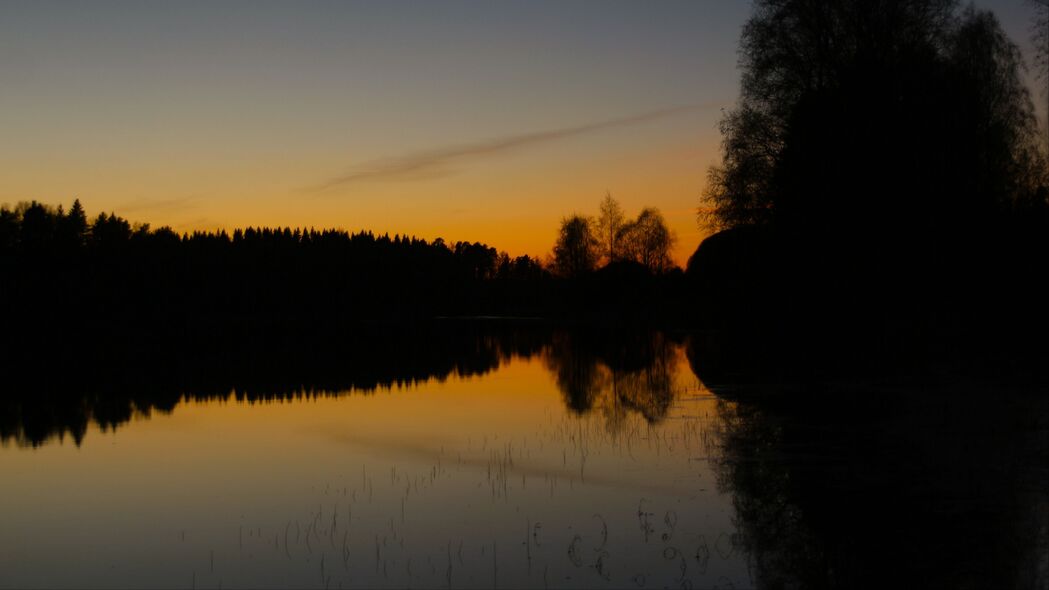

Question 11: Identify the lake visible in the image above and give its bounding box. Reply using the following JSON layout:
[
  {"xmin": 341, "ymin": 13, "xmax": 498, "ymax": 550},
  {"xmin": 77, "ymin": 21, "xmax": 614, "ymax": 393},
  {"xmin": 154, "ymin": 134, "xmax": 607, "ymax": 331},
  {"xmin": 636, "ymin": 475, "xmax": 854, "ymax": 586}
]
[{"xmin": 1, "ymin": 327, "xmax": 1046, "ymax": 589}]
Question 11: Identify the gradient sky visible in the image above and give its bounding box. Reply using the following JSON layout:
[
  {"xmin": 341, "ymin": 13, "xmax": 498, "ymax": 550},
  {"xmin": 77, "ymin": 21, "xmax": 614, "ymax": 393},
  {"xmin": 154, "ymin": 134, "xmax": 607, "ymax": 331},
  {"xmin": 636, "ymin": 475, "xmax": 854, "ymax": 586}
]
[{"xmin": 0, "ymin": 0, "xmax": 1038, "ymax": 265}]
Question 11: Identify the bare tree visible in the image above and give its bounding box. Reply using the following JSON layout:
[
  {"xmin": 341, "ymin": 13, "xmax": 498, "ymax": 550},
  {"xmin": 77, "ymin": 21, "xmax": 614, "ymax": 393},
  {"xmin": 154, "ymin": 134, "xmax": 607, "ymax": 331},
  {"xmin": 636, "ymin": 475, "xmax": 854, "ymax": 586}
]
[
  {"xmin": 595, "ymin": 192, "xmax": 625, "ymax": 264},
  {"xmin": 616, "ymin": 208, "xmax": 675, "ymax": 273}
]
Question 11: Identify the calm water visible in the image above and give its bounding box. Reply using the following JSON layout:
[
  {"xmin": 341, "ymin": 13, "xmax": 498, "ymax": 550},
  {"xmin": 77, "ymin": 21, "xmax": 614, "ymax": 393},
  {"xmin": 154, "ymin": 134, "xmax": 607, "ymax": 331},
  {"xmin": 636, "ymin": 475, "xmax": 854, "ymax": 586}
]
[
  {"xmin": 1, "ymin": 332, "xmax": 751, "ymax": 589},
  {"xmin": 1, "ymin": 328, "xmax": 1047, "ymax": 589}
]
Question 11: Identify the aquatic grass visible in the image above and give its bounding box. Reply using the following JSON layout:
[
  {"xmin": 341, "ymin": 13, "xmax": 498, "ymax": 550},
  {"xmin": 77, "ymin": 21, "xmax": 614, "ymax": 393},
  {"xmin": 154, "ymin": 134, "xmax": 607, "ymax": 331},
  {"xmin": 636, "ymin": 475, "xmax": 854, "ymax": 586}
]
[
  {"xmin": 341, "ymin": 530, "xmax": 349, "ymax": 570},
  {"xmin": 593, "ymin": 513, "xmax": 608, "ymax": 551},
  {"xmin": 148, "ymin": 366, "xmax": 734, "ymax": 589},
  {"xmin": 284, "ymin": 522, "xmax": 292, "ymax": 559},
  {"xmin": 525, "ymin": 517, "xmax": 532, "ymax": 572},
  {"xmin": 567, "ymin": 534, "xmax": 584, "ymax": 567},
  {"xmin": 594, "ymin": 549, "xmax": 611, "ymax": 581},
  {"xmin": 443, "ymin": 543, "xmax": 453, "ymax": 588}
]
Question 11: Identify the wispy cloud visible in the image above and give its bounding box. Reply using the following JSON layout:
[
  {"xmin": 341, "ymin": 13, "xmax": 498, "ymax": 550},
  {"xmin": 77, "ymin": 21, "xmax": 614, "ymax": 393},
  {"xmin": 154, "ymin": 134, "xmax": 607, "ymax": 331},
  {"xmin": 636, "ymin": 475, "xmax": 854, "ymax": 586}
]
[
  {"xmin": 116, "ymin": 196, "xmax": 199, "ymax": 214},
  {"xmin": 169, "ymin": 217, "xmax": 223, "ymax": 233},
  {"xmin": 310, "ymin": 103, "xmax": 716, "ymax": 192}
]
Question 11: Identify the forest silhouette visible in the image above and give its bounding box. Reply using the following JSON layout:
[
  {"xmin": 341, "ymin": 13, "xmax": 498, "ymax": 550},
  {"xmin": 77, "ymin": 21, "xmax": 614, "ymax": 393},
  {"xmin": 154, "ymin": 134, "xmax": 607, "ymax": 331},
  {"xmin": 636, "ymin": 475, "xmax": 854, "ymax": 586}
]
[
  {"xmin": 0, "ymin": 199, "xmax": 690, "ymax": 331},
  {"xmin": 1, "ymin": 199, "xmax": 549, "ymax": 323}
]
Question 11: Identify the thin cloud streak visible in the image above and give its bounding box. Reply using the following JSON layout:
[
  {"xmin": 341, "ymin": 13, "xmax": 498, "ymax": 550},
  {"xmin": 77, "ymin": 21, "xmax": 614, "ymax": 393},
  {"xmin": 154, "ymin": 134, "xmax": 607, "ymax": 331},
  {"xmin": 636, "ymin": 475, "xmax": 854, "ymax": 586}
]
[
  {"xmin": 116, "ymin": 196, "xmax": 199, "ymax": 214},
  {"xmin": 311, "ymin": 103, "xmax": 719, "ymax": 192}
]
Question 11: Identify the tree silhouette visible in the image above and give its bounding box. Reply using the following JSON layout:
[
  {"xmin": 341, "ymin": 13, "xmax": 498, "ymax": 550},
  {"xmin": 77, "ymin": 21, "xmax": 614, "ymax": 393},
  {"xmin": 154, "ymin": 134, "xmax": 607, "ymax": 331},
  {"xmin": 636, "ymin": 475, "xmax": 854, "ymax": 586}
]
[
  {"xmin": 616, "ymin": 207, "xmax": 675, "ymax": 273},
  {"xmin": 687, "ymin": 0, "xmax": 1049, "ymax": 372},
  {"xmin": 55, "ymin": 198, "xmax": 88, "ymax": 250},
  {"xmin": 18, "ymin": 201, "xmax": 56, "ymax": 254},
  {"xmin": 702, "ymin": 0, "xmax": 1045, "ymax": 237},
  {"xmin": 595, "ymin": 192, "xmax": 625, "ymax": 264},
  {"xmin": 552, "ymin": 214, "xmax": 599, "ymax": 277}
]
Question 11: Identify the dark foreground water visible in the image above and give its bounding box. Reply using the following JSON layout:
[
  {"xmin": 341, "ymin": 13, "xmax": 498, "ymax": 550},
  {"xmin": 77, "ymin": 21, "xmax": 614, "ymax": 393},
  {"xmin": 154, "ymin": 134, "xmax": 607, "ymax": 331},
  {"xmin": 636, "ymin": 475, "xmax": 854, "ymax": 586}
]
[{"xmin": 1, "ymin": 328, "xmax": 1046, "ymax": 589}]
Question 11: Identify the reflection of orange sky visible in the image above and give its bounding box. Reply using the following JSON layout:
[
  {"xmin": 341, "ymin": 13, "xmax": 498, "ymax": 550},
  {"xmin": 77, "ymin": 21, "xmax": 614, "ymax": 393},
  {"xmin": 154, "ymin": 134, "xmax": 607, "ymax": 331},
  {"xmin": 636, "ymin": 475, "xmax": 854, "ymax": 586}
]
[{"xmin": 0, "ymin": 359, "xmax": 567, "ymax": 497}]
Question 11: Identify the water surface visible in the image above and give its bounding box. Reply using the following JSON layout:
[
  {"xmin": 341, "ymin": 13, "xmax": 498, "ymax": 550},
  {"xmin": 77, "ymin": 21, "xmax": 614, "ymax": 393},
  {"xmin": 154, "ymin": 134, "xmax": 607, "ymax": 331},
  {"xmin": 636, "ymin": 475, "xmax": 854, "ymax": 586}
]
[
  {"xmin": 1, "ymin": 332, "xmax": 749, "ymax": 589},
  {"xmin": 2, "ymin": 327, "xmax": 1046, "ymax": 589}
]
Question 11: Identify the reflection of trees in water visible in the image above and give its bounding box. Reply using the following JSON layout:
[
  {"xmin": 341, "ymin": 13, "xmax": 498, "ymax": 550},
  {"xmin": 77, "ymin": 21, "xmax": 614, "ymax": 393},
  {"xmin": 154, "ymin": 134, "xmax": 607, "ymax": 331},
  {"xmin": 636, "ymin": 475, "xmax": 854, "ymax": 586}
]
[
  {"xmin": 706, "ymin": 384, "xmax": 1049, "ymax": 589},
  {"xmin": 1, "ymin": 326, "xmax": 683, "ymax": 447},
  {"xmin": 708, "ymin": 398, "xmax": 827, "ymax": 586},
  {"xmin": 0, "ymin": 323, "xmax": 549, "ymax": 448},
  {"xmin": 543, "ymin": 331, "xmax": 679, "ymax": 431}
]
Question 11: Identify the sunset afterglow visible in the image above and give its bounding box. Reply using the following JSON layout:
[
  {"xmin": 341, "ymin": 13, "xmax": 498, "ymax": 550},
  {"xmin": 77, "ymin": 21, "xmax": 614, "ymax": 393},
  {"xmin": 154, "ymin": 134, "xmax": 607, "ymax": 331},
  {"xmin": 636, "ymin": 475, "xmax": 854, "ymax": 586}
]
[{"xmin": 0, "ymin": 2, "xmax": 756, "ymax": 264}]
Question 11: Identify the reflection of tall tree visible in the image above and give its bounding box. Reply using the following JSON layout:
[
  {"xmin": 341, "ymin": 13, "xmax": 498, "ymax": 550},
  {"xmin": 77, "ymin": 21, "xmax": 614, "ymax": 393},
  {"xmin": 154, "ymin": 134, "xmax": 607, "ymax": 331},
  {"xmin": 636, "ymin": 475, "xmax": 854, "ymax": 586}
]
[
  {"xmin": 609, "ymin": 343, "xmax": 674, "ymax": 424},
  {"xmin": 706, "ymin": 385, "xmax": 1049, "ymax": 589},
  {"xmin": 544, "ymin": 331, "xmax": 606, "ymax": 414},
  {"xmin": 543, "ymin": 330, "xmax": 680, "ymax": 429},
  {"xmin": 708, "ymin": 398, "xmax": 828, "ymax": 586}
]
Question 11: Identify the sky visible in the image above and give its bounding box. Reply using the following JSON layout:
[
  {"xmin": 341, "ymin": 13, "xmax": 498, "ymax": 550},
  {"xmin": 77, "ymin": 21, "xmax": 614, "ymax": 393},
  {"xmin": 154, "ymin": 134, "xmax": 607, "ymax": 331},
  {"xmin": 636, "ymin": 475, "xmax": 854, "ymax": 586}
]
[{"xmin": 0, "ymin": 0, "xmax": 1039, "ymax": 265}]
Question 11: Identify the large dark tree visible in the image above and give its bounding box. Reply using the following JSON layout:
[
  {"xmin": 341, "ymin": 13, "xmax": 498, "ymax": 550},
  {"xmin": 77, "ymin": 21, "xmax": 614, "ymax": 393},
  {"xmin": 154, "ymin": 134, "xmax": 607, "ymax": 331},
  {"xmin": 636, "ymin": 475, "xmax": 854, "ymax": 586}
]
[
  {"xmin": 692, "ymin": 0, "xmax": 1049, "ymax": 371},
  {"xmin": 552, "ymin": 214, "xmax": 600, "ymax": 277},
  {"xmin": 702, "ymin": 0, "xmax": 1045, "ymax": 240}
]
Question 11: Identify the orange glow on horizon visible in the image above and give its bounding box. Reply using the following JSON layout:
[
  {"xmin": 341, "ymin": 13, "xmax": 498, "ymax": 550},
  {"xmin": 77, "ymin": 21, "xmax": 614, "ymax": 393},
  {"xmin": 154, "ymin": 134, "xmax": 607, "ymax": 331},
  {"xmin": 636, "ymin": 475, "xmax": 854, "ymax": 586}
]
[{"xmin": 2, "ymin": 109, "xmax": 721, "ymax": 268}]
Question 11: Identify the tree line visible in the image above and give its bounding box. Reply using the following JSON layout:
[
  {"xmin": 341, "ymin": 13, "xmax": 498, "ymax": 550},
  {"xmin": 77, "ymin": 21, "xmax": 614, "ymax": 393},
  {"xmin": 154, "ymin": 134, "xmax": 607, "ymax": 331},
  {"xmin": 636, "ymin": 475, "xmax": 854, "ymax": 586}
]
[
  {"xmin": 2, "ymin": 199, "xmax": 546, "ymax": 283},
  {"xmin": 1, "ymin": 199, "xmax": 556, "ymax": 329}
]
